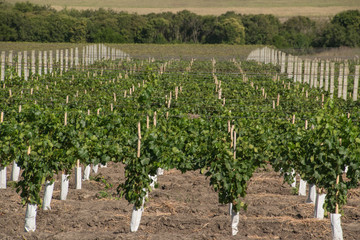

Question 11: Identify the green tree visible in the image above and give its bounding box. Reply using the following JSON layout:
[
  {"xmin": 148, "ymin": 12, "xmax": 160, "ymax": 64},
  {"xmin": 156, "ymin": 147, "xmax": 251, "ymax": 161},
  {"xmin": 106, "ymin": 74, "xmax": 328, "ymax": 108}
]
[
  {"xmin": 321, "ymin": 10, "xmax": 360, "ymax": 47},
  {"xmin": 207, "ymin": 17, "xmax": 245, "ymax": 44},
  {"xmin": 0, "ymin": 10, "xmax": 20, "ymax": 41},
  {"xmin": 279, "ymin": 16, "xmax": 316, "ymax": 48},
  {"xmin": 241, "ymin": 14, "xmax": 280, "ymax": 45}
]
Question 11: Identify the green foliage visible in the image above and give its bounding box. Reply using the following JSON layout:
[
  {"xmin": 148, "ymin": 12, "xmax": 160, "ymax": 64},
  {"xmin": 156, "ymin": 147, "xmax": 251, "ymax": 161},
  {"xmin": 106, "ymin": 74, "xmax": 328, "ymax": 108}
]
[
  {"xmin": 1, "ymin": 55, "xmax": 360, "ymax": 218},
  {"xmin": 207, "ymin": 18, "xmax": 245, "ymax": 44},
  {"xmin": 273, "ymin": 99, "xmax": 360, "ymax": 214},
  {"xmin": 320, "ymin": 10, "xmax": 360, "ymax": 47},
  {"xmin": 241, "ymin": 14, "xmax": 281, "ymax": 45},
  {"xmin": 1, "ymin": 2, "xmax": 358, "ymax": 47},
  {"xmin": 303, "ymin": 100, "xmax": 360, "ymax": 213},
  {"xmin": 276, "ymin": 16, "xmax": 317, "ymax": 49}
]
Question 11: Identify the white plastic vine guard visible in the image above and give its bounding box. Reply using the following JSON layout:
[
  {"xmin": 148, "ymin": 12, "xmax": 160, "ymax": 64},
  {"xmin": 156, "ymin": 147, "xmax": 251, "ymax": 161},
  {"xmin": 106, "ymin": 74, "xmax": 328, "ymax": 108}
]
[
  {"xmin": 314, "ymin": 193, "xmax": 326, "ymax": 219},
  {"xmin": 306, "ymin": 184, "xmax": 316, "ymax": 204},
  {"xmin": 83, "ymin": 165, "xmax": 91, "ymax": 181},
  {"xmin": 24, "ymin": 204, "xmax": 37, "ymax": 232},
  {"xmin": 149, "ymin": 175, "xmax": 157, "ymax": 189},
  {"xmin": 60, "ymin": 174, "xmax": 69, "ymax": 200},
  {"xmin": 92, "ymin": 164, "xmax": 99, "ymax": 174},
  {"xmin": 0, "ymin": 166, "xmax": 6, "ymax": 189},
  {"xmin": 231, "ymin": 210, "xmax": 240, "ymax": 236},
  {"xmin": 130, "ymin": 198, "xmax": 145, "ymax": 232},
  {"xmin": 75, "ymin": 167, "xmax": 82, "ymax": 189},
  {"xmin": 290, "ymin": 170, "xmax": 296, "ymax": 188},
  {"xmin": 43, "ymin": 181, "xmax": 54, "ymax": 210},
  {"xmin": 157, "ymin": 168, "xmax": 164, "ymax": 176},
  {"xmin": 298, "ymin": 178, "xmax": 307, "ymax": 196},
  {"xmin": 229, "ymin": 203, "xmax": 240, "ymax": 235},
  {"xmin": 11, "ymin": 161, "xmax": 20, "ymax": 181},
  {"xmin": 331, "ymin": 213, "xmax": 343, "ymax": 240}
]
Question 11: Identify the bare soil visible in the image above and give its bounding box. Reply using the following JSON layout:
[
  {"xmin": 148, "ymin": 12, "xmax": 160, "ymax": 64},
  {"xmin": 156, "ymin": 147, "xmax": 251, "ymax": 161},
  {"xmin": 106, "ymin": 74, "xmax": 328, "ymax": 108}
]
[{"xmin": 0, "ymin": 162, "xmax": 359, "ymax": 240}]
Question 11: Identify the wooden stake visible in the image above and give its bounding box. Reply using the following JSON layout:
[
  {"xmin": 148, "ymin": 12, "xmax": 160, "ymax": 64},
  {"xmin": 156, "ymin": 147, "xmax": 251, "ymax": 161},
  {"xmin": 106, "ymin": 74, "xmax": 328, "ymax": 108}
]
[
  {"xmin": 27, "ymin": 146, "xmax": 31, "ymax": 155},
  {"xmin": 233, "ymin": 131, "xmax": 237, "ymax": 160},
  {"xmin": 292, "ymin": 114, "xmax": 295, "ymax": 124},
  {"xmin": 113, "ymin": 93, "xmax": 116, "ymax": 102},
  {"xmin": 276, "ymin": 94, "xmax": 280, "ymax": 106},
  {"xmin": 19, "ymin": 105, "xmax": 22, "ymax": 113},
  {"xmin": 227, "ymin": 120, "xmax": 231, "ymax": 133},
  {"xmin": 110, "ymin": 103, "xmax": 113, "ymax": 112},
  {"xmin": 0, "ymin": 112, "xmax": 3, "ymax": 123},
  {"xmin": 154, "ymin": 112, "xmax": 157, "ymax": 127},
  {"xmin": 77, "ymin": 159, "xmax": 80, "ymax": 168},
  {"xmin": 305, "ymin": 120, "xmax": 308, "ymax": 130},
  {"xmin": 64, "ymin": 112, "xmax": 67, "ymax": 126},
  {"xmin": 230, "ymin": 125, "xmax": 234, "ymax": 148},
  {"xmin": 88, "ymin": 109, "xmax": 90, "ymax": 115},
  {"xmin": 168, "ymin": 94, "xmax": 172, "ymax": 108},
  {"xmin": 138, "ymin": 122, "xmax": 141, "ymax": 139},
  {"xmin": 66, "ymin": 95, "xmax": 69, "ymax": 104},
  {"xmin": 335, "ymin": 174, "xmax": 340, "ymax": 214},
  {"xmin": 137, "ymin": 122, "xmax": 141, "ymax": 158}
]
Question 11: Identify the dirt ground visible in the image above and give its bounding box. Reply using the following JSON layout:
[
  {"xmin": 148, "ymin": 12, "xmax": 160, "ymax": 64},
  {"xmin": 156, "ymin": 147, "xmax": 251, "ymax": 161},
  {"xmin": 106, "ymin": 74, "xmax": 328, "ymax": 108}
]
[{"xmin": 0, "ymin": 162, "xmax": 359, "ymax": 240}]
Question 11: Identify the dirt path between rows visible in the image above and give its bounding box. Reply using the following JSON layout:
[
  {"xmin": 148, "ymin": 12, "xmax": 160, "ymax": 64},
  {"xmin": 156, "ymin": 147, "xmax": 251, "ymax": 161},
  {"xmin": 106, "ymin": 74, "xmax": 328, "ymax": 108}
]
[{"xmin": 1, "ymin": 163, "xmax": 359, "ymax": 239}]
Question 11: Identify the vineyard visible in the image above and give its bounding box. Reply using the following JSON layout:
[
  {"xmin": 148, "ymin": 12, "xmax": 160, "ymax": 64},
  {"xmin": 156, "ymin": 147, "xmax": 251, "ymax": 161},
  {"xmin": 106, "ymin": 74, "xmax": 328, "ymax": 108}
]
[{"xmin": 0, "ymin": 44, "xmax": 360, "ymax": 239}]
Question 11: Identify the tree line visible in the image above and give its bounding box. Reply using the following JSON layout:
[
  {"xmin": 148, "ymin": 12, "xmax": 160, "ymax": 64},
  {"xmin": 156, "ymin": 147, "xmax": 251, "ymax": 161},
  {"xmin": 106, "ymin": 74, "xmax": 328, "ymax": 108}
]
[{"xmin": 0, "ymin": 1, "xmax": 359, "ymax": 48}]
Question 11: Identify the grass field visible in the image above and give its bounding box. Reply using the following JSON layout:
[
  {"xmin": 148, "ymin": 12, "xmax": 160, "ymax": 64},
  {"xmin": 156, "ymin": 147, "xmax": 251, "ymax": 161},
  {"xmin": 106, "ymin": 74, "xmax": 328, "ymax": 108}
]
[
  {"xmin": 6, "ymin": 0, "xmax": 360, "ymax": 18},
  {"xmin": 0, "ymin": 43, "xmax": 260, "ymax": 60},
  {"xmin": 1, "ymin": 42, "xmax": 360, "ymax": 60}
]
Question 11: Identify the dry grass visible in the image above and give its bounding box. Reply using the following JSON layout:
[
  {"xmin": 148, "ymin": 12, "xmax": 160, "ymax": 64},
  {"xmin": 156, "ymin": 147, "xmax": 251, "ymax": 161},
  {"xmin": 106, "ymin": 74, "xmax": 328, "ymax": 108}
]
[
  {"xmin": 50, "ymin": 6, "xmax": 360, "ymax": 19},
  {"xmin": 6, "ymin": 0, "xmax": 360, "ymax": 18},
  {"xmin": 300, "ymin": 47, "xmax": 360, "ymax": 60},
  {"xmin": 6, "ymin": 0, "xmax": 360, "ymax": 8}
]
